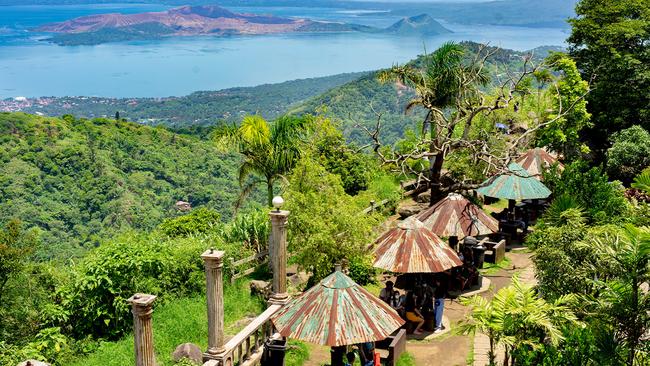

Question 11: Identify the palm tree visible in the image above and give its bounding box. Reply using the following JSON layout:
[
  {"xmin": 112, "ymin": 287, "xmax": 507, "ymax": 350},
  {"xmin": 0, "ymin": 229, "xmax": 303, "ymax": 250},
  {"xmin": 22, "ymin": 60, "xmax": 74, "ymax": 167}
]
[
  {"xmin": 378, "ymin": 42, "xmax": 489, "ymax": 203},
  {"xmin": 213, "ymin": 115, "xmax": 310, "ymax": 208},
  {"xmin": 460, "ymin": 276, "xmax": 580, "ymax": 366},
  {"xmin": 591, "ymin": 224, "xmax": 650, "ymax": 366}
]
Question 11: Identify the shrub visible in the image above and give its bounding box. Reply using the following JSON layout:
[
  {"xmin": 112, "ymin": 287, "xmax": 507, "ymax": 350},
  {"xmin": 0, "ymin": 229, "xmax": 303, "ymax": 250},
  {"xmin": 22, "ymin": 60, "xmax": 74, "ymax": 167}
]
[
  {"xmin": 347, "ymin": 255, "xmax": 377, "ymax": 285},
  {"xmin": 543, "ymin": 160, "xmax": 629, "ymax": 224},
  {"xmin": 607, "ymin": 126, "xmax": 650, "ymax": 184},
  {"xmin": 285, "ymin": 158, "xmax": 379, "ymax": 282},
  {"xmin": 159, "ymin": 208, "xmax": 222, "ymax": 238},
  {"xmin": 45, "ymin": 233, "xmax": 229, "ymax": 340},
  {"xmin": 527, "ymin": 224, "xmax": 622, "ymax": 300},
  {"xmin": 224, "ymin": 208, "xmax": 269, "ymax": 253}
]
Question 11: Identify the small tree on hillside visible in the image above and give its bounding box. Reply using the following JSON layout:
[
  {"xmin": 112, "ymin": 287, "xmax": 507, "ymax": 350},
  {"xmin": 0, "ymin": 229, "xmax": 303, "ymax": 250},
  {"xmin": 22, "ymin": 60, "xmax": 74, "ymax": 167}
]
[
  {"xmin": 213, "ymin": 115, "xmax": 311, "ymax": 208},
  {"xmin": 0, "ymin": 219, "xmax": 36, "ymax": 302},
  {"xmin": 607, "ymin": 125, "xmax": 650, "ymax": 184}
]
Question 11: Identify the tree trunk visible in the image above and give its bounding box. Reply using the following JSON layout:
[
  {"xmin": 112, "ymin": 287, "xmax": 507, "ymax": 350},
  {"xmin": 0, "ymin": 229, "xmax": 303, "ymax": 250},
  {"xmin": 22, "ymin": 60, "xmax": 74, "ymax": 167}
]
[
  {"xmin": 488, "ymin": 335, "xmax": 496, "ymax": 366},
  {"xmin": 266, "ymin": 180, "xmax": 274, "ymax": 208},
  {"xmin": 267, "ymin": 179, "xmax": 274, "ymax": 271},
  {"xmin": 429, "ymin": 152, "xmax": 445, "ymax": 206}
]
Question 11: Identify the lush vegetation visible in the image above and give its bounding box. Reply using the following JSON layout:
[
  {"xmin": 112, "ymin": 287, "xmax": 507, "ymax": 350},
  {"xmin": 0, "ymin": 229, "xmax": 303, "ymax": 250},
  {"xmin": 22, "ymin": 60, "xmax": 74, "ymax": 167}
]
[
  {"xmin": 0, "ymin": 112, "xmax": 247, "ymax": 259},
  {"xmin": 0, "ymin": 111, "xmax": 397, "ymax": 364},
  {"xmin": 568, "ymin": 0, "xmax": 650, "ymax": 157},
  {"xmin": 2, "ymin": 1, "xmax": 649, "ymax": 364},
  {"xmin": 462, "ymin": 165, "xmax": 650, "ymax": 365}
]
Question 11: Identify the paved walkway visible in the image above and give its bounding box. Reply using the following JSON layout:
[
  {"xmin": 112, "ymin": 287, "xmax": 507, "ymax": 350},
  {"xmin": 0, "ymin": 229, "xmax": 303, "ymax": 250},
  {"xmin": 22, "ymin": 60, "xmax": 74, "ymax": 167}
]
[{"xmin": 472, "ymin": 253, "xmax": 536, "ymax": 366}]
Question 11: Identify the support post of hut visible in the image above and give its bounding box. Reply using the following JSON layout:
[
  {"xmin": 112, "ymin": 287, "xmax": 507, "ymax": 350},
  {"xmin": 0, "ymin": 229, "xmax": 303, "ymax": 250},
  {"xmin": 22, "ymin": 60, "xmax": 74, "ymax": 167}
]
[
  {"xmin": 269, "ymin": 209, "xmax": 290, "ymax": 305},
  {"xmin": 127, "ymin": 293, "xmax": 157, "ymax": 366},
  {"xmin": 202, "ymin": 248, "xmax": 226, "ymax": 358}
]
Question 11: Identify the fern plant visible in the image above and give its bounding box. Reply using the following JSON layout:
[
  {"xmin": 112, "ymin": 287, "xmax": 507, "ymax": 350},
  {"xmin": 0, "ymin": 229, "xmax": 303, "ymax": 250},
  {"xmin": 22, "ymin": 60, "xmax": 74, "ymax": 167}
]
[
  {"xmin": 538, "ymin": 194, "xmax": 587, "ymax": 228},
  {"xmin": 631, "ymin": 169, "xmax": 650, "ymax": 194}
]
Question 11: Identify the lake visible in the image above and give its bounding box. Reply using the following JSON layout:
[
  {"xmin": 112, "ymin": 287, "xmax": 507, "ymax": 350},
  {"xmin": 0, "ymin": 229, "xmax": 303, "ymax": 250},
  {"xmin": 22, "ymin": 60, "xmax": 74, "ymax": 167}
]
[{"xmin": 0, "ymin": 4, "xmax": 569, "ymax": 98}]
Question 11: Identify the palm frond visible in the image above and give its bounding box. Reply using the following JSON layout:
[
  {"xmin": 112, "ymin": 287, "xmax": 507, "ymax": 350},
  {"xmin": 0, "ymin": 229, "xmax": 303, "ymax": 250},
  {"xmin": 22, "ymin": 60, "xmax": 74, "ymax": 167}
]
[
  {"xmin": 211, "ymin": 123, "xmax": 242, "ymax": 152},
  {"xmin": 632, "ymin": 170, "xmax": 650, "ymax": 193},
  {"xmin": 240, "ymin": 115, "xmax": 271, "ymax": 146}
]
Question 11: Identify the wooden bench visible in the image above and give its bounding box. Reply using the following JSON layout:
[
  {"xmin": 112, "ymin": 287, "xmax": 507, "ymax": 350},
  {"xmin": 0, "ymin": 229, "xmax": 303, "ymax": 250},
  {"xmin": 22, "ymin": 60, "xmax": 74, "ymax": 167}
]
[
  {"xmin": 375, "ymin": 329, "xmax": 406, "ymax": 366},
  {"xmin": 480, "ymin": 238, "xmax": 506, "ymax": 264}
]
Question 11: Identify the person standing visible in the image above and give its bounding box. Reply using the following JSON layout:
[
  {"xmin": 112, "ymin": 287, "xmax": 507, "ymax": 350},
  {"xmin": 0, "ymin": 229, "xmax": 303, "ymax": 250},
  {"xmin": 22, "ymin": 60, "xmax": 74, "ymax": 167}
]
[
  {"xmin": 434, "ymin": 273, "xmax": 448, "ymax": 332},
  {"xmin": 379, "ymin": 281, "xmax": 394, "ymax": 304}
]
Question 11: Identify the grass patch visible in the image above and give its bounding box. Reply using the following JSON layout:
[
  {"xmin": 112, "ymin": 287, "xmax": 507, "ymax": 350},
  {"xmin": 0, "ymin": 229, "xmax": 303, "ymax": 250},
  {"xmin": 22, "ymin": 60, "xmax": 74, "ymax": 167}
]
[
  {"xmin": 396, "ymin": 352, "xmax": 416, "ymax": 366},
  {"xmin": 466, "ymin": 334, "xmax": 475, "ymax": 365},
  {"xmin": 286, "ymin": 340, "xmax": 310, "ymax": 366},
  {"xmin": 363, "ymin": 282, "xmax": 382, "ymax": 296},
  {"xmin": 482, "ymin": 199, "xmax": 509, "ymax": 214},
  {"xmin": 69, "ymin": 280, "xmax": 265, "ymax": 366},
  {"xmin": 480, "ymin": 256, "xmax": 513, "ymax": 276}
]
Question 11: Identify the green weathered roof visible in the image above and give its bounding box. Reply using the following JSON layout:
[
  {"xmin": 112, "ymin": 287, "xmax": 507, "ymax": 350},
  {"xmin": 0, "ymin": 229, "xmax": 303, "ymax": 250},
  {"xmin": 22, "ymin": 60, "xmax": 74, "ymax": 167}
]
[
  {"xmin": 477, "ymin": 163, "xmax": 552, "ymax": 200},
  {"xmin": 271, "ymin": 271, "xmax": 404, "ymax": 346}
]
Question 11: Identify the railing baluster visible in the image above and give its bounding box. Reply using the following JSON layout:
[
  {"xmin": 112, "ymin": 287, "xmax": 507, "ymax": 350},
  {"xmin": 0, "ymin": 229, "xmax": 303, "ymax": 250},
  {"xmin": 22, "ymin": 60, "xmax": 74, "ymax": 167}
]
[
  {"xmin": 253, "ymin": 329, "xmax": 260, "ymax": 352},
  {"xmin": 245, "ymin": 336, "xmax": 251, "ymax": 360}
]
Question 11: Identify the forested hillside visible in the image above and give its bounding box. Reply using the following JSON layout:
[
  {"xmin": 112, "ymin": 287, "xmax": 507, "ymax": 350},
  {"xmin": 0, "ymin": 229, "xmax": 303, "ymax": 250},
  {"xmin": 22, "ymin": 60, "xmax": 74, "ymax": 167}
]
[
  {"xmin": 0, "ymin": 113, "xmax": 244, "ymax": 259},
  {"xmin": 5, "ymin": 72, "xmax": 366, "ymax": 127}
]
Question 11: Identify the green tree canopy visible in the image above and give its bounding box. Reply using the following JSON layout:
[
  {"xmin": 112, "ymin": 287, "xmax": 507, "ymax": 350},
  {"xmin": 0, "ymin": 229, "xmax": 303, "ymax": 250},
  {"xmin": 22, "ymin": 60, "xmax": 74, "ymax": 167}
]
[
  {"xmin": 606, "ymin": 125, "xmax": 650, "ymax": 184},
  {"xmin": 568, "ymin": 0, "xmax": 650, "ymax": 156},
  {"xmin": 535, "ymin": 52, "xmax": 591, "ymax": 160},
  {"xmin": 213, "ymin": 115, "xmax": 311, "ymax": 207},
  {"xmin": 284, "ymin": 158, "xmax": 378, "ymax": 283}
]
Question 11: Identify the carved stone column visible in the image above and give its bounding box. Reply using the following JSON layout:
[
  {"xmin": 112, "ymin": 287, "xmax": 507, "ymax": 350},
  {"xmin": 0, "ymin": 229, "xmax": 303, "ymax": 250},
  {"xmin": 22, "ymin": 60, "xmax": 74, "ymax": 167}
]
[
  {"xmin": 269, "ymin": 210, "xmax": 290, "ymax": 304},
  {"xmin": 202, "ymin": 248, "xmax": 226, "ymax": 358},
  {"xmin": 127, "ymin": 293, "xmax": 157, "ymax": 366}
]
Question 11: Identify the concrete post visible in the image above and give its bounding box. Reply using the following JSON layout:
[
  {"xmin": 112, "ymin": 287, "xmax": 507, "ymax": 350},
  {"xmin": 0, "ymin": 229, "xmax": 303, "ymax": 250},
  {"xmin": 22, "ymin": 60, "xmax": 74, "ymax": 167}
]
[
  {"xmin": 127, "ymin": 293, "xmax": 157, "ymax": 366},
  {"xmin": 269, "ymin": 210, "xmax": 290, "ymax": 304},
  {"xmin": 202, "ymin": 248, "xmax": 226, "ymax": 357}
]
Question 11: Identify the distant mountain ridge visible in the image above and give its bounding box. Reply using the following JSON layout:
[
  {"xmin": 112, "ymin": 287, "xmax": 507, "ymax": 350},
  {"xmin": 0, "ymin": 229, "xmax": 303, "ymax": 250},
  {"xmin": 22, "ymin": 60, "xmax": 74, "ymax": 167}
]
[
  {"xmin": 38, "ymin": 5, "xmax": 307, "ymax": 34},
  {"xmin": 385, "ymin": 14, "xmax": 451, "ymax": 36},
  {"xmin": 36, "ymin": 5, "xmax": 451, "ymax": 45}
]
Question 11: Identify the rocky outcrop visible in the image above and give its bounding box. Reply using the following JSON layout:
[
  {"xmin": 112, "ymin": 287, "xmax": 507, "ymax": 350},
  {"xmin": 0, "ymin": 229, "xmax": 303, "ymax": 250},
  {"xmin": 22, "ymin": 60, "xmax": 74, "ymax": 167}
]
[
  {"xmin": 397, "ymin": 203, "xmax": 427, "ymax": 219},
  {"xmin": 172, "ymin": 343, "xmax": 203, "ymax": 365},
  {"xmin": 18, "ymin": 361, "xmax": 50, "ymax": 366},
  {"xmin": 250, "ymin": 280, "xmax": 272, "ymax": 299}
]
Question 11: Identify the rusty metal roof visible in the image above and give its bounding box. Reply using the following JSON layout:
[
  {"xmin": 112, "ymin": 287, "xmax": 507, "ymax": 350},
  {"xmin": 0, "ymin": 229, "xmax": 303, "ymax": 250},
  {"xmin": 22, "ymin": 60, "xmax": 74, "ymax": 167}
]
[
  {"xmin": 415, "ymin": 193, "xmax": 499, "ymax": 239},
  {"xmin": 477, "ymin": 163, "xmax": 552, "ymax": 200},
  {"xmin": 271, "ymin": 271, "xmax": 404, "ymax": 346},
  {"xmin": 515, "ymin": 148, "xmax": 563, "ymax": 180},
  {"xmin": 373, "ymin": 217, "xmax": 463, "ymax": 273}
]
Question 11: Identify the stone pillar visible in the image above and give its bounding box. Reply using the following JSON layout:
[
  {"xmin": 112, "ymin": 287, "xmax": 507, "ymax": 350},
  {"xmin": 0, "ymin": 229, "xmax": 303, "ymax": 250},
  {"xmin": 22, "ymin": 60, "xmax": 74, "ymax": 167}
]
[
  {"xmin": 269, "ymin": 210, "xmax": 290, "ymax": 304},
  {"xmin": 202, "ymin": 248, "xmax": 226, "ymax": 358},
  {"xmin": 127, "ymin": 293, "xmax": 157, "ymax": 366}
]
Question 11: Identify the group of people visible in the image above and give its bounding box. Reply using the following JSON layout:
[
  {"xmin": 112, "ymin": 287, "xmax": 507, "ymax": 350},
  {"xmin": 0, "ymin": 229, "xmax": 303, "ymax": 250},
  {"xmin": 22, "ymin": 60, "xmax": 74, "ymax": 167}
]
[{"xmin": 379, "ymin": 277, "xmax": 447, "ymax": 335}]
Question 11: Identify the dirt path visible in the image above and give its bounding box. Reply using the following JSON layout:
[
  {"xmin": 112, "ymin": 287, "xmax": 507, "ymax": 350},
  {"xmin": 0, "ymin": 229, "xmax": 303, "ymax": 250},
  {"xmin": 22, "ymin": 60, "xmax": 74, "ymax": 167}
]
[
  {"xmin": 407, "ymin": 252, "xmax": 533, "ymax": 366},
  {"xmin": 472, "ymin": 252, "xmax": 535, "ymax": 366}
]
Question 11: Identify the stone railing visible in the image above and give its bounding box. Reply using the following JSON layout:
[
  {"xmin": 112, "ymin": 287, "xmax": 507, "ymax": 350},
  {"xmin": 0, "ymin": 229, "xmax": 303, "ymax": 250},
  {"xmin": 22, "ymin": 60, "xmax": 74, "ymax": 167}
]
[{"xmin": 208, "ymin": 304, "xmax": 282, "ymax": 366}]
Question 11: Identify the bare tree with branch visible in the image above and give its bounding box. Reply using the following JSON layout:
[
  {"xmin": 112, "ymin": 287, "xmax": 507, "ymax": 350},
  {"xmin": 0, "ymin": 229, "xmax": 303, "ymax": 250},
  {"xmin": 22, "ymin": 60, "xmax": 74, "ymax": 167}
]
[{"xmin": 357, "ymin": 42, "xmax": 590, "ymax": 204}]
